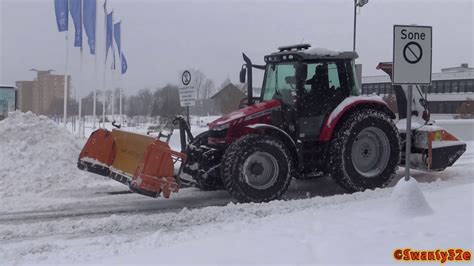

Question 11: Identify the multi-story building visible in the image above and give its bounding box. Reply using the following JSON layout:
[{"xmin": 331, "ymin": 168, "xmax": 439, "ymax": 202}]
[
  {"xmin": 15, "ymin": 80, "xmax": 34, "ymax": 112},
  {"xmin": 16, "ymin": 70, "xmax": 71, "ymax": 115},
  {"xmin": 361, "ymin": 64, "xmax": 474, "ymax": 114}
]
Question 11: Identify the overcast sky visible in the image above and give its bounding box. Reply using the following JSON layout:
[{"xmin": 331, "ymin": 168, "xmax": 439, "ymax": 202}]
[{"xmin": 1, "ymin": 0, "xmax": 473, "ymax": 97}]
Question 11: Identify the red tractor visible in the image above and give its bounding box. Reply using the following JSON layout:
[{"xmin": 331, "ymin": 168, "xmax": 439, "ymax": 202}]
[{"xmin": 78, "ymin": 44, "xmax": 466, "ymax": 202}]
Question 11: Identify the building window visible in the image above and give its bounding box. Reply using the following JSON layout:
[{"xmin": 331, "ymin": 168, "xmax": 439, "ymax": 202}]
[
  {"xmin": 426, "ymin": 84, "xmax": 433, "ymax": 94},
  {"xmin": 431, "ymin": 81, "xmax": 437, "ymax": 93},
  {"xmin": 466, "ymin": 80, "xmax": 474, "ymax": 92},
  {"xmin": 375, "ymin": 83, "xmax": 380, "ymax": 94},
  {"xmin": 458, "ymin": 80, "xmax": 466, "ymax": 93},
  {"xmin": 378, "ymin": 84, "xmax": 384, "ymax": 95},
  {"xmin": 444, "ymin": 81, "xmax": 451, "ymax": 93},
  {"xmin": 386, "ymin": 83, "xmax": 393, "ymax": 94},
  {"xmin": 368, "ymin": 84, "xmax": 374, "ymax": 94},
  {"xmin": 438, "ymin": 102, "xmax": 445, "ymax": 113},
  {"xmin": 451, "ymin": 80, "xmax": 459, "ymax": 93},
  {"xmin": 420, "ymin": 85, "xmax": 428, "ymax": 93}
]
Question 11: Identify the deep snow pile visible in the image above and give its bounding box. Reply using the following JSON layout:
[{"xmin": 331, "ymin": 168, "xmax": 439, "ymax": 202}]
[{"xmin": 0, "ymin": 111, "xmax": 111, "ymax": 197}]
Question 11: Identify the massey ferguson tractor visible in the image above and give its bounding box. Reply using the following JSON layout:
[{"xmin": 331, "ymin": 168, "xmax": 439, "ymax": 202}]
[{"xmin": 78, "ymin": 44, "xmax": 466, "ymax": 202}]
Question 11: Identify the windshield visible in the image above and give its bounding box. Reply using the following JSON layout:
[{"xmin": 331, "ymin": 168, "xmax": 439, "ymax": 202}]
[
  {"xmin": 262, "ymin": 63, "xmax": 296, "ymax": 101},
  {"xmin": 262, "ymin": 61, "xmax": 348, "ymax": 102}
]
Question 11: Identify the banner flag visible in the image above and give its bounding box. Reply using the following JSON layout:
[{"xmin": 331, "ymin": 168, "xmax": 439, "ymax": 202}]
[
  {"xmin": 121, "ymin": 53, "xmax": 128, "ymax": 74},
  {"xmin": 69, "ymin": 0, "xmax": 82, "ymax": 47},
  {"xmin": 83, "ymin": 0, "xmax": 96, "ymax": 54},
  {"xmin": 105, "ymin": 11, "xmax": 113, "ymax": 60},
  {"xmin": 54, "ymin": 0, "xmax": 69, "ymax": 32},
  {"xmin": 114, "ymin": 22, "xmax": 121, "ymax": 59}
]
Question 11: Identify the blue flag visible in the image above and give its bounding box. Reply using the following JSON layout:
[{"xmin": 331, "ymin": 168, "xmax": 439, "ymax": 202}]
[
  {"xmin": 54, "ymin": 0, "xmax": 68, "ymax": 32},
  {"xmin": 69, "ymin": 0, "xmax": 82, "ymax": 47},
  {"xmin": 105, "ymin": 12, "xmax": 113, "ymax": 60},
  {"xmin": 83, "ymin": 0, "xmax": 96, "ymax": 54},
  {"xmin": 113, "ymin": 22, "xmax": 121, "ymax": 59},
  {"xmin": 121, "ymin": 53, "xmax": 128, "ymax": 74}
]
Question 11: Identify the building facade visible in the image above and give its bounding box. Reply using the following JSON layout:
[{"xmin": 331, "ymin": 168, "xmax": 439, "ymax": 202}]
[
  {"xmin": 361, "ymin": 64, "xmax": 474, "ymax": 114},
  {"xmin": 15, "ymin": 81, "xmax": 34, "ymax": 112},
  {"xmin": 16, "ymin": 71, "xmax": 71, "ymax": 115}
]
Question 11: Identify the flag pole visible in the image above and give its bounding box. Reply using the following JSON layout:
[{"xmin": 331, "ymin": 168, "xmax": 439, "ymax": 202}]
[
  {"xmin": 92, "ymin": 0, "xmax": 98, "ymax": 130},
  {"xmin": 102, "ymin": 10, "xmax": 107, "ymax": 128},
  {"xmin": 111, "ymin": 17, "xmax": 115, "ymax": 123},
  {"xmin": 78, "ymin": 0, "xmax": 84, "ymax": 137},
  {"xmin": 63, "ymin": 28, "xmax": 69, "ymax": 127},
  {"xmin": 119, "ymin": 20, "xmax": 123, "ymax": 125},
  {"xmin": 102, "ymin": 53, "xmax": 107, "ymax": 128}
]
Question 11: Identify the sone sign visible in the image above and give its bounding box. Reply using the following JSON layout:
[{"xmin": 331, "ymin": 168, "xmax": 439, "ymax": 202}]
[{"xmin": 393, "ymin": 25, "xmax": 432, "ymax": 85}]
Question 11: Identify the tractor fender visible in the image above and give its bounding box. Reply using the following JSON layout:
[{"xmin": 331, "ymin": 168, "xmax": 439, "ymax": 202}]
[
  {"xmin": 319, "ymin": 97, "xmax": 396, "ymax": 142},
  {"xmin": 246, "ymin": 123, "xmax": 298, "ymax": 165}
]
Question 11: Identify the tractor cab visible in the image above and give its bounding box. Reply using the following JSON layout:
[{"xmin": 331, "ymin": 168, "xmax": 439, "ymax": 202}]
[{"xmin": 240, "ymin": 44, "xmax": 360, "ymax": 140}]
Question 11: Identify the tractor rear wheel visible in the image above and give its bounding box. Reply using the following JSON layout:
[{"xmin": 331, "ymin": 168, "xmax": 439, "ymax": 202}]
[
  {"xmin": 221, "ymin": 134, "xmax": 293, "ymax": 203},
  {"xmin": 329, "ymin": 109, "xmax": 400, "ymax": 192}
]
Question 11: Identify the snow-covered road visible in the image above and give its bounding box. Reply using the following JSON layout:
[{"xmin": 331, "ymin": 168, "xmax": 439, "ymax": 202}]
[{"xmin": 0, "ymin": 112, "xmax": 472, "ymax": 265}]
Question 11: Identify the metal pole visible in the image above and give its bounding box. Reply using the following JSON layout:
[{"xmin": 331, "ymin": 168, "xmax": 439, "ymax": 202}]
[
  {"xmin": 102, "ymin": 11, "xmax": 107, "ymax": 128},
  {"xmin": 119, "ymin": 87, "xmax": 123, "ymax": 124},
  {"xmin": 78, "ymin": 0, "xmax": 83, "ymax": 136},
  {"xmin": 353, "ymin": 0, "xmax": 357, "ymax": 52},
  {"xmin": 111, "ymin": 19, "xmax": 115, "ymax": 123},
  {"xmin": 92, "ymin": 0, "xmax": 98, "ymax": 129},
  {"xmin": 404, "ymin": 84, "xmax": 413, "ymax": 181},
  {"xmin": 186, "ymin": 106, "xmax": 190, "ymax": 126},
  {"xmin": 63, "ymin": 32, "xmax": 69, "ymax": 127},
  {"xmin": 119, "ymin": 21, "xmax": 123, "ymax": 125},
  {"xmin": 111, "ymin": 70, "xmax": 115, "ymax": 122}
]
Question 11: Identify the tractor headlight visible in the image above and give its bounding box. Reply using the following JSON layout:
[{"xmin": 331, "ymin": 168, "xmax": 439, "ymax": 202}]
[{"xmin": 210, "ymin": 126, "xmax": 228, "ymax": 139}]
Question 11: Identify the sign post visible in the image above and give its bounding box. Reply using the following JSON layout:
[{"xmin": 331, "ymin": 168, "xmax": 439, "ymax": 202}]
[
  {"xmin": 179, "ymin": 70, "xmax": 197, "ymax": 125},
  {"xmin": 393, "ymin": 25, "xmax": 432, "ymax": 180}
]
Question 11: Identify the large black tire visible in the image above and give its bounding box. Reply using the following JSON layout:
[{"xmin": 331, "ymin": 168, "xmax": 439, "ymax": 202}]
[
  {"xmin": 329, "ymin": 109, "xmax": 400, "ymax": 192},
  {"xmin": 221, "ymin": 134, "xmax": 293, "ymax": 203},
  {"xmin": 183, "ymin": 131, "xmax": 223, "ymax": 191}
]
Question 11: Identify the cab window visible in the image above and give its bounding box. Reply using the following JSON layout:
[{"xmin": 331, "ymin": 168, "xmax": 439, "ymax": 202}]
[
  {"xmin": 262, "ymin": 63, "xmax": 296, "ymax": 101},
  {"xmin": 304, "ymin": 62, "xmax": 341, "ymax": 92}
]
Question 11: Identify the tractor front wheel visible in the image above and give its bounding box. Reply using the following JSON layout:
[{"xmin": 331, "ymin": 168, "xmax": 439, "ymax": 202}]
[{"xmin": 221, "ymin": 134, "xmax": 293, "ymax": 203}]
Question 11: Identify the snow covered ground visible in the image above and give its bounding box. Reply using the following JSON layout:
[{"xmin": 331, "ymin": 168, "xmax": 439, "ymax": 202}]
[{"xmin": 0, "ymin": 112, "xmax": 472, "ymax": 265}]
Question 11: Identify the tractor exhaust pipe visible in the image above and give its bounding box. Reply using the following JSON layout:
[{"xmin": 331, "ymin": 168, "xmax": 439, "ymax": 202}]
[{"xmin": 242, "ymin": 53, "xmax": 253, "ymax": 106}]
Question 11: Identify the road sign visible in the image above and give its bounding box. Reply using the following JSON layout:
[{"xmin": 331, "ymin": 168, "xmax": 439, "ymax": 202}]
[
  {"xmin": 179, "ymin": 70, "xmax": 197, "ymax": 107},
  {"xmin": 393, "ymin": 25, "xmax": 432, "ymax": 85}
]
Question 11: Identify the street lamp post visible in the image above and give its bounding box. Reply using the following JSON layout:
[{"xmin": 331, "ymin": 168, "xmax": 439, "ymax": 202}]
[{"xmin": 353, "ymin": 0, "xmax": 369, "ymax": 52}]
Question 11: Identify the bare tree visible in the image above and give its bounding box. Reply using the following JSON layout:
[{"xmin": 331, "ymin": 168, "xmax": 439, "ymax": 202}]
[{"xmin": 189, "ymin": 69, "xmax": 215, "ymax": 99}]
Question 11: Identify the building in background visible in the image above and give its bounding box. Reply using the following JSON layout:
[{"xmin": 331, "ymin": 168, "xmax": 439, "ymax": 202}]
[
  {"xmin": 210, "ymin": 83, "xmax": 246, "ymax": 114},
  {"xmin": 16, "ymin": 70, "xmax": 71, "ymax": 116},
  {"xmin": 361, "ymin": 64, "xmax": 474, "ymax": 115},
  {"xmin": 15, "ymin": 81, "xmax": 34, "ymax": 112},
  {"xmin": 0, "ymin": 85, "xmax": 17, "ymax": 120}
]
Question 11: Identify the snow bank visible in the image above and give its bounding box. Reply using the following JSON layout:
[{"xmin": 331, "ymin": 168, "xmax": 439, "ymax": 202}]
[
  {"xmin": 0, "ymin": 111, "xmax": 111, "ymax": 197},
  {"xmin": 390, "ymin": 177, "xmax": 433, "ymax": 217}
]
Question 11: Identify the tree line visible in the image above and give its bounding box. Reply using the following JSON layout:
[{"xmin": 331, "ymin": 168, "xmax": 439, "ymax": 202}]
[{"xmin": 48, "ymin": 70, "xmax": 216, "ymax": 120}]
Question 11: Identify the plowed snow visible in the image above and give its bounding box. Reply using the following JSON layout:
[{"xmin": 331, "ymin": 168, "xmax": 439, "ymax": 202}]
[{"xmin": 0, "ymin": 112, "xmax": 112, "ymax": 197}]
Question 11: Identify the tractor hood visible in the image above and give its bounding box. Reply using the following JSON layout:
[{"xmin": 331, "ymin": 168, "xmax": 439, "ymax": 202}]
[{"xmin": 208, "ymin": 99, "xmax": 281, "ymax": 130}]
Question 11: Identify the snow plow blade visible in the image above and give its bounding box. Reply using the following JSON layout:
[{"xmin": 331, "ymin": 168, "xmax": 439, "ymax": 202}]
[
  {"xmin": 78, "ymin": 128, "xmax": 186, "ymax": 198},
  {"xmin": 407, "ymin": 125, "xmax": 466, "ymax": 171}
]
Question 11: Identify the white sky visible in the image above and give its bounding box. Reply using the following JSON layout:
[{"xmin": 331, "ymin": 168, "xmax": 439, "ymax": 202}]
[{"xmin": 1, "ymin": 0, "xmax": 473, "ymax": 97}]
